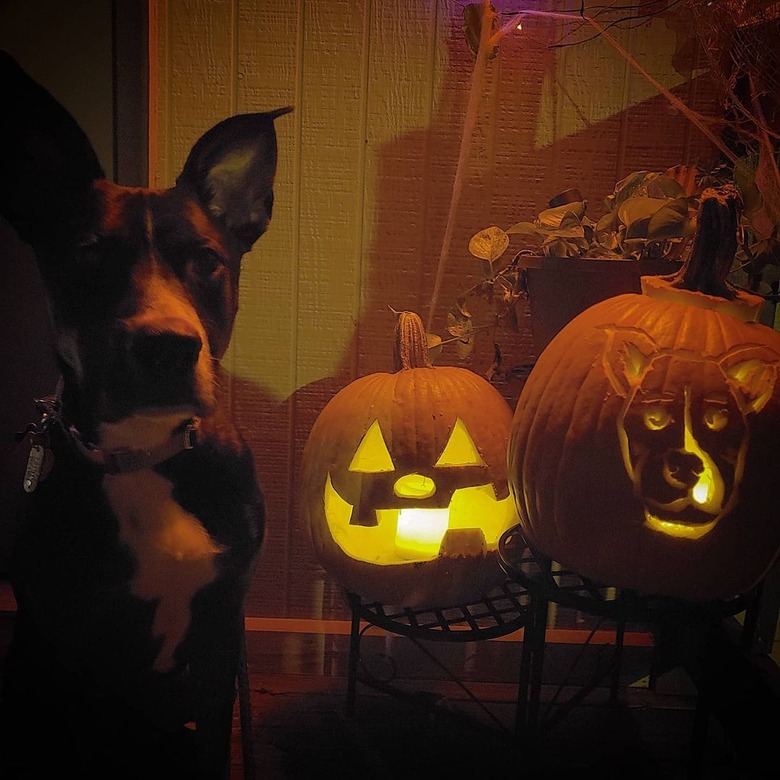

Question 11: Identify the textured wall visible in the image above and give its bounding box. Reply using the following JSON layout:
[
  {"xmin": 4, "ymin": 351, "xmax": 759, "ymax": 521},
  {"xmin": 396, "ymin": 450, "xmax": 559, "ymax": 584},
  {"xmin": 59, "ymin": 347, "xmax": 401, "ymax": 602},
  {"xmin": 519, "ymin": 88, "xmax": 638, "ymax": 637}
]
[{"xmin": 150, "ymin": 0, "xmax": 720, "ymax": 619}]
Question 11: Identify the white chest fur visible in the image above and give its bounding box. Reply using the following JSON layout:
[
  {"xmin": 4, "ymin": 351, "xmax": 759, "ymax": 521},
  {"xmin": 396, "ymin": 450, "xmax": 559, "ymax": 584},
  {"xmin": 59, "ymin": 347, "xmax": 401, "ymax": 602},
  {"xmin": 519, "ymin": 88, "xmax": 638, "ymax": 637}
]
[{"xmin": 104, "ymin": 470, "xmax": 223, "ymax": 673}]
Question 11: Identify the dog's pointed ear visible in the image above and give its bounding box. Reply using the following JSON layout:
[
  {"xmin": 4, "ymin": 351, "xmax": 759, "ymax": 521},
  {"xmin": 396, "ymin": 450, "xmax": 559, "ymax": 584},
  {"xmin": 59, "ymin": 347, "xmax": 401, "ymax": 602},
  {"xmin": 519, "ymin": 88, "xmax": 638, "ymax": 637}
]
[
  {"xmin": 176, "ymin": 106, "xmax": 293, "ymax": 254},
  {"xmin": 0, "ymin": 51, "xmax": 105, "ymax": 250}
]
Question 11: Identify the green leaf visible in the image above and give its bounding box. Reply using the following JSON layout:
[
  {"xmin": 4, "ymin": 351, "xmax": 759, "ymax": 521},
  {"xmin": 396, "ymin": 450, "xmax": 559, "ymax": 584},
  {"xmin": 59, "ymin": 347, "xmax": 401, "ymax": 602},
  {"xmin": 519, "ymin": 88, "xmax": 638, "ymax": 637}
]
[
  {"xmin": 646, "ymin": 197, "xmax": 692, "ymax": 241},
  {"xmin": 596, "ymin": 211, "xmax": 618, "ymax": 233},
  {"xmin": 645, "ymin": 175, "xmax": 686, "ymax": 200},
  {"xmin": 611, "ymin": 171, "xmax": 653, "ymax": 206},
  {"xmin": 504, "ymin": 222, "xmax": 548, "ymax": 249},
  {"xmin": 624, "ymin": 215, "xmax": 652, "ymax": 241},
  {"xmin": 468, "ymin": 226, "xmax": 509, "ymax": 262},
  {"xmin": 733, "ymin": 155, "xmax": 764, "ymax": 218},
  {"xmin": 536, "ymin": 201, "xmax": 586, "ymax": 229},
  {"xmin": 557, "ymin": 212, "xmax": 586, "ymax": 232},
  {"xmin": 542, "ymin": 235, "xmax": 585, "ymax": 257},
  {"xmin": 618, "ymin": 197, "xmax": 670, "ymax": 228},
  {"xmin": 548, "ymin": 223, "xmax": 585, "ymax": 239}
]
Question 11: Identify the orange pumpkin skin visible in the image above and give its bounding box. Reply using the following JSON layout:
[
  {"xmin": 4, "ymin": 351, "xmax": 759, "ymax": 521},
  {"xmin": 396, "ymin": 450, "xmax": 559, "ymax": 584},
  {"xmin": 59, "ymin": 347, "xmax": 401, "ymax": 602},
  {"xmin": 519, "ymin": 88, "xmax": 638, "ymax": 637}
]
[
  {"xmin": 300, "ymin": 314, "xmax": 518, "ymax": 608},
  {"xmin": 508, "ymin": 277, "xmax": 780, "ymax": 600}
]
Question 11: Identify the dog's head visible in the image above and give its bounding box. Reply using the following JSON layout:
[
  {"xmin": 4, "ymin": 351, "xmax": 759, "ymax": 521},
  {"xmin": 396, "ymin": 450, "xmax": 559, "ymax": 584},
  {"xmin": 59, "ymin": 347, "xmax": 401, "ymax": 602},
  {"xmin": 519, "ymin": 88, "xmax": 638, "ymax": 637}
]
[
  {"xmin": 0, "ymin": 52, "xmax": 291, "ymax": 443},
  {"xmin": 602, "ymin": 327, "xmax": 779, "ymax": 539}
]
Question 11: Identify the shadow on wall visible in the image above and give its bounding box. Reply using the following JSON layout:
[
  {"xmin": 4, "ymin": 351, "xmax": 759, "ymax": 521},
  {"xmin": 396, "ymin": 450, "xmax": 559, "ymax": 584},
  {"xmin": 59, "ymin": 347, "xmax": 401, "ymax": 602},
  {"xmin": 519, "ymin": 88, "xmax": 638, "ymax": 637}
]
[
  {"xmin": 238, "ymin": 12, "xmax": 719, "ymax": 619},
  {"xmin": 0, "ymin": 10, "xmax": 719, "ymax": 619}
]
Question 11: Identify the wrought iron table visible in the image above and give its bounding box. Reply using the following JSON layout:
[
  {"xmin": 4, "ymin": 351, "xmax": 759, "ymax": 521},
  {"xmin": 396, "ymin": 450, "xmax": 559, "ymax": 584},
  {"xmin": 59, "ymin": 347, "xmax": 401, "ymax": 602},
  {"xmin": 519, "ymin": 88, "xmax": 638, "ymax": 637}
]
[
  {"xmin": 344, "ymin": 576, "xmax": 531, "ymax": 734},
  {"xmin": 497, "ymin": 523, "xmax": 762, "ymax": 776}
]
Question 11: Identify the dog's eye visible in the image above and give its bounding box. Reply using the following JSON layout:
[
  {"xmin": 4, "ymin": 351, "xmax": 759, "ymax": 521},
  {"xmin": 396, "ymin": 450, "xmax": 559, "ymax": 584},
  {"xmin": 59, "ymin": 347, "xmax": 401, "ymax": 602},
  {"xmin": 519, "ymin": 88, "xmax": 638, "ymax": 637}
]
[
  {"xmin": 704, "ymin": 407, "xmax": 728, "ymax": 432},
  {"xmin": 75, "ymin": 236, "xmax": 109, "ymax": 277},
  {"xmin": 644, "ymin": 405, "xmax": 671, "ymax": 431},
  {"xmin": 191, "ymin": 248, "xmax": 223, "ymax": 277}
]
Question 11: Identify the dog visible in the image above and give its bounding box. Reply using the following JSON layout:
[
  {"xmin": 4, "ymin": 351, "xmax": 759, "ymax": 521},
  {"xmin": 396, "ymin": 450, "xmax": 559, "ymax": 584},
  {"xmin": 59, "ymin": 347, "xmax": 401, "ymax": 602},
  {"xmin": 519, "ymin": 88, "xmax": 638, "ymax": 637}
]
[
  {"xmin": 602, "ymin": 328, "xmax": 778, "ymax": 538},
  {"xmin": 0, "ymin": 51, "xmax": 290, "ymax": 779}
]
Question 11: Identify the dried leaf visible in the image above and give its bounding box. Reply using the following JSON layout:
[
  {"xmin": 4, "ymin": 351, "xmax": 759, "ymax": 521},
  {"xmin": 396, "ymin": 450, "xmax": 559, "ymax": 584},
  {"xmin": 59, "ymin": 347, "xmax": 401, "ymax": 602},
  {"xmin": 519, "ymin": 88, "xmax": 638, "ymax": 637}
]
[
  {"xmin": 463, "ymin": 3, "xmax": 499, "ymax": 59},
  {"xmin": 455, "ymin": 335, "xmax": 474, "ymax": 361},
  {"xmin": 446, "ymin": 301, "xmax": 473, "ymax": 339},
  {"xmin": 427, "ymin": 332, "xmax": 443, "ymax": 363},
  {"xmin": 485, "ymin": 342, "xmax": 502, "ymax": 382}
]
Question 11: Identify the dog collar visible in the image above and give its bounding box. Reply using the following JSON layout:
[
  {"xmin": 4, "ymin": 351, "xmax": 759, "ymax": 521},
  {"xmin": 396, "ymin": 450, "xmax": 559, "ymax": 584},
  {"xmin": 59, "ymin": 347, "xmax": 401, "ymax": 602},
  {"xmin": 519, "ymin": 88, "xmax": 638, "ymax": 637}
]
[
  {"xmin": 70, "ymin": 417, "xmax": 202, "ymax": 474},
  {"xmin": 22, "ymin": 381, "xmax": 203, "ymax": 482}
]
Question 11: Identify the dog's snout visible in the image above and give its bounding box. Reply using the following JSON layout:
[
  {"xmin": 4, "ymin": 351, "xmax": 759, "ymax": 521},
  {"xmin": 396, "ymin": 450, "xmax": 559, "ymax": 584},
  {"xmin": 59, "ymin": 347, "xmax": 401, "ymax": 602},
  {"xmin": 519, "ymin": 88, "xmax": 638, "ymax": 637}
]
[
  {"xmin": 130, "ymin": 319, "xmax": 202, "ymax": 376},
  {"xmin": 665, "ymin": 450, "xmax": 703, "ymax": 488}
]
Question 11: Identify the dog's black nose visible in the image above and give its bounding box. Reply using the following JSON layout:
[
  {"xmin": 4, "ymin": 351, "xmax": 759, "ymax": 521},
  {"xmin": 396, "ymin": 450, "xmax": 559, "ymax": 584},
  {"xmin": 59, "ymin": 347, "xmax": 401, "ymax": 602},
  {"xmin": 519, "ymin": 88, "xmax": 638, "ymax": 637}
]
[
  {"xmin": 666, "ymin": 450, "xmax": 703, "ymax": 488},
  {"xmin": 130, "ymin": 320, "xmax": 202, "ymax": 377}
]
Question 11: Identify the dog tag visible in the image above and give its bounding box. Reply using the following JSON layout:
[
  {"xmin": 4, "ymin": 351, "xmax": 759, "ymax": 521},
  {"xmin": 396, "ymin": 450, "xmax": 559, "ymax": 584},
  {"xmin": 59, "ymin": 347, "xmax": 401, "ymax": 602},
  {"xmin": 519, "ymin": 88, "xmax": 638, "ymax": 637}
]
[{"xmin": 23, "ymin": 442, "xmax": 46, "ymax": 493}]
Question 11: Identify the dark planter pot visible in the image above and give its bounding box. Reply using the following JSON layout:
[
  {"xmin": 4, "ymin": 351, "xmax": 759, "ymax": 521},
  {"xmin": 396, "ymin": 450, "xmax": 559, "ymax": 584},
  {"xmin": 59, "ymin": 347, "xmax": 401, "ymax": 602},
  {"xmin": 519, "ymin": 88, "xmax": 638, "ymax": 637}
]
[{"xmin": 523, "ymin": 256, "xmax": 679, "ymax": 354}]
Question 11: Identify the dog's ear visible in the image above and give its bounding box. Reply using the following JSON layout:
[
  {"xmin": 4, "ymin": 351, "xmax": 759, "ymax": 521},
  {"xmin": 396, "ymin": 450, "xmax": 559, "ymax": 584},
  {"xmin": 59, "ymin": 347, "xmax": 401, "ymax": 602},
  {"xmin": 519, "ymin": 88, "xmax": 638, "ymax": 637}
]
[
  {"xmin": 720, "ymin": 346, "xmax": 780, "ymax": 416},
  {"xmin": 598, "ymin": 326, "xmax": 659, "ymax": 397},
  {"xmin": 176, "ymin": 107, "xmax": 293, "ymax": 254},
  {"xmin": 0, "ymin": 51, "xmax": 105, "ymax": 250}
]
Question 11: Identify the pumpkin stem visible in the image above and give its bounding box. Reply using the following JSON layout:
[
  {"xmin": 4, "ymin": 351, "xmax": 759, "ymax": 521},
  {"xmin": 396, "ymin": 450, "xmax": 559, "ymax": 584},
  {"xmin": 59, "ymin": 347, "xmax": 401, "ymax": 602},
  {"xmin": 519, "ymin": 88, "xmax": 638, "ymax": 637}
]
[
  {"xmin": 667, "ymin": 184, "xmax": 741, "ymax": 299},
  {"xmin": 394, "ymin": 311, "xmax": 433, "ymax": 371}
]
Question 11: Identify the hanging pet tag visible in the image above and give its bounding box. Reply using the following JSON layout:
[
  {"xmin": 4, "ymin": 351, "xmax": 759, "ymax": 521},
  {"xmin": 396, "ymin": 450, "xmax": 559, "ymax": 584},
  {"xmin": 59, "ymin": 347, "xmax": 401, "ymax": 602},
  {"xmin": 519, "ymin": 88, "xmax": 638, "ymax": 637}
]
[{"xmin": 23, "ymin": 442, "xmax": 46, "ymax": 493}]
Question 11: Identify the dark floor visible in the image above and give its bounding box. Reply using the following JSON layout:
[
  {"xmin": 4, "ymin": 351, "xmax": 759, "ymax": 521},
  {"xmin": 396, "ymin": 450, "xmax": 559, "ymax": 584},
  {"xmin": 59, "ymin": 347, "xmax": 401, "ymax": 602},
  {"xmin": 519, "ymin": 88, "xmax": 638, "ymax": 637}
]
[
  {"xmin": 2, "ymin": 583, "xmax": 779, "ymax": 779},
  {"xmin": 227, "ymin": 618, "xmax": 780, "ymax": 780}
]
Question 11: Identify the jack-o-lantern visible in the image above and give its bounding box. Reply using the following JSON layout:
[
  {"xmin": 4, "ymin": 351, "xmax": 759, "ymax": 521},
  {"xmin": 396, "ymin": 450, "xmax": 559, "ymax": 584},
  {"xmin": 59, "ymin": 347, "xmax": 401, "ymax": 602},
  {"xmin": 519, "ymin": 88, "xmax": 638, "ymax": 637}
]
[
  {"xmin": 300, "ymin": 311, "xmax": 518, "ymax": 607},
  {"xmin": 508, "ymin": 187, "xmax": 780, "ymax": 600}
]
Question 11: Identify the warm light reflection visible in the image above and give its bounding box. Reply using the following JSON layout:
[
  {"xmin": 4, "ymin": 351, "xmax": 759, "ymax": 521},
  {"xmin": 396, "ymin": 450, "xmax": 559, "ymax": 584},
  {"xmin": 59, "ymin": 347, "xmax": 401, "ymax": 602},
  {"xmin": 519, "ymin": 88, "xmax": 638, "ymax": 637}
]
[
  {"xmin": 323, "ymin": 474, "xmax": 516, "ymax": 564},
  {"xmin": 683, "ymin": 388, "xmax": 724, "ymax": 512},
  {"xmin": 395, "ymin": 508, "xmax": 449, "ymax": 558},
  {"xmin": 348, "ymin": 419, "xmax": 394, "ymax": 472},
  {"xmin": 434, "ymin": 418, "xmax": 486, "ymax": 466},
  {"xmin": 394, "ymin": 473, "xmax": 436, "ymax": 499}
]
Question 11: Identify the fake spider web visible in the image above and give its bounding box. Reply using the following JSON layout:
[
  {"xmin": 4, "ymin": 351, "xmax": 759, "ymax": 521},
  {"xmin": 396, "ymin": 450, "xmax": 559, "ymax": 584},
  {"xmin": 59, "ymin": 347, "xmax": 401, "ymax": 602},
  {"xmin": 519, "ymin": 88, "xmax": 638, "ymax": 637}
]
[{"xmin": 686, "ymin": 0, "xmax": 780, "ymax": 231}]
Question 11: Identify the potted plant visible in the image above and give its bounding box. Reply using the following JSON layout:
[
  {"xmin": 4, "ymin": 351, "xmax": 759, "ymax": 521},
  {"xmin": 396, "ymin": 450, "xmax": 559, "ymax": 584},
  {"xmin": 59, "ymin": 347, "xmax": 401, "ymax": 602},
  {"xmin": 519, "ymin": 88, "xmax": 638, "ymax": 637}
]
[{"xmin": 444, "ymin": 164, "xmax": 780, "ymax": 376}]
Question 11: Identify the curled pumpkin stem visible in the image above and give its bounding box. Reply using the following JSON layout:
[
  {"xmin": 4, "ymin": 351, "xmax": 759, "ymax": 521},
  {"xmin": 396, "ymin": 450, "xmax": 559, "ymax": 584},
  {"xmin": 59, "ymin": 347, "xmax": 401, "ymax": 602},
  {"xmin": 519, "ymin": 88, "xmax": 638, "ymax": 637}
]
[
  {"xmin": 394, "ymin": 311, "xmax": 433, "ymax": 371},
  {"xmin": 669, "ymin": 184, "xmax": 741, "ymax": 298}
]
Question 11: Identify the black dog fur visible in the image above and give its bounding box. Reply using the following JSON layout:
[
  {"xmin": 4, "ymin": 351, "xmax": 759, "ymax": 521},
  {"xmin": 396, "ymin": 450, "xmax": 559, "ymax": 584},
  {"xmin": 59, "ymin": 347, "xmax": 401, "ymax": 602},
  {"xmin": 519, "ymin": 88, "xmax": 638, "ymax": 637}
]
[{"xmin": 0, "ymin": 51, "xmax": 290, "ymax": 779}]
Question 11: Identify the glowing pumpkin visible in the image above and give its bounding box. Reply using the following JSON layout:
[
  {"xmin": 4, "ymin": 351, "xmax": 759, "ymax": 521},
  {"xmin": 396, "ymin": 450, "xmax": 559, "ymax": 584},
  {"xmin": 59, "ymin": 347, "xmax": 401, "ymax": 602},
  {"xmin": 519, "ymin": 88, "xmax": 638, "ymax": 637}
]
[
  {"xmin": 300, "ymin": 311, "xmax": 518, "ymax": 607},
  {"xmin": 508, "ymin": 187, "xmax": 780, "ymax": 600}
]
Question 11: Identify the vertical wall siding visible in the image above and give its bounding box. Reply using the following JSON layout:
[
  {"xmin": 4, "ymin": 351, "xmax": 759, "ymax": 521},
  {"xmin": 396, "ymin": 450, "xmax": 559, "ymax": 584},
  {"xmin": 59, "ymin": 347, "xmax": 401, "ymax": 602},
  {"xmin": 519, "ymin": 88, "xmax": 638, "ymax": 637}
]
[{"xmin": 151, "ymin": 0, "xmax": 720, "ymax": 619}]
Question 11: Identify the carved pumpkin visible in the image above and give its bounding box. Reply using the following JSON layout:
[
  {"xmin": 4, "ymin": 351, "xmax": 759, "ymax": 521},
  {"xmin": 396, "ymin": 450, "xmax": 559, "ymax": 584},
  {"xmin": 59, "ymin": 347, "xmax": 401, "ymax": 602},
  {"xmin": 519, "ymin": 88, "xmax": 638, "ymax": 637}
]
[
  {"xmin": 508, "ymin": 187, "xmax": 780, "ymax": 600},
  {"xmin": 301, "ymin": 311, "xmax": 518, "ymax": 607}
]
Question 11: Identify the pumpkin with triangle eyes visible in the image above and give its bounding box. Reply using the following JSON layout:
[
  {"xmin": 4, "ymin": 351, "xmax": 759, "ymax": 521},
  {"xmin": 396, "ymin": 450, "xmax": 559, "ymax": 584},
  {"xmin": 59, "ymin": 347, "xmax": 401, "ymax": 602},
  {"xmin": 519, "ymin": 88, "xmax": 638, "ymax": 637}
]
[{"xmin": 300, "ymin": 312, "xmax": 518, "ymax": 608}]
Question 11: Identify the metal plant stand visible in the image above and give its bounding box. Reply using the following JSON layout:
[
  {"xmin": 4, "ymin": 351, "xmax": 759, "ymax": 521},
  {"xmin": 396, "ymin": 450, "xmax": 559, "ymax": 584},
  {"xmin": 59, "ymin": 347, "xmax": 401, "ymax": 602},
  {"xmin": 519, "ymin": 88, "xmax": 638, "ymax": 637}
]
[
  {"xmin": 496, "ymin": 524, "xmax": 761, "ymax": 776},
  {"xmin": 344, "ymin": 577, "xmax": 532, "ymax": 734}
]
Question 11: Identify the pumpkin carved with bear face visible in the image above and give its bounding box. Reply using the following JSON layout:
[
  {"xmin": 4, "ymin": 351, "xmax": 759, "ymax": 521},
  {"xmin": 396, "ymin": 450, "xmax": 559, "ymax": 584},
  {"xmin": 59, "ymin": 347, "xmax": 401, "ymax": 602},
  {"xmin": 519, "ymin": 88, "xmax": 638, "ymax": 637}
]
[
  {"xmin": 300, "ymin": 312, "xmax": 518, "ymax": 607},
  {"xmin": 508, "ymin": 188, "xmax": 780, "ymax": 600}
]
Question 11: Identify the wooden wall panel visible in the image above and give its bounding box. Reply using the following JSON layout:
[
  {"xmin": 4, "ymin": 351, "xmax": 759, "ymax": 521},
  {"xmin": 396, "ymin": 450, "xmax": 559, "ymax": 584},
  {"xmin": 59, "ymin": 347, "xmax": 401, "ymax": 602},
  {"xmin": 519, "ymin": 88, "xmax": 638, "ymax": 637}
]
[
  {"xmin": 150, "ymin": 0, "xmax": 722, "ymax": 621},
  {"xmin": 232, "ymin": 1, "xmax": 300, "ymax": 617}
]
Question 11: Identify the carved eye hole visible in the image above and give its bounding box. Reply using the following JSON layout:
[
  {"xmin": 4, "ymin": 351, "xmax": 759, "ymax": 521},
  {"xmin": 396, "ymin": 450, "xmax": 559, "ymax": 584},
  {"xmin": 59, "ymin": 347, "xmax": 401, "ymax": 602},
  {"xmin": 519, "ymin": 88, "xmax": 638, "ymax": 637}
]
[
  {"xmin": 704, "ymin": 407, "xmax": 729, "ymax": 432},
  {"xmin": 434, "ymin": 418, "xmax": 485, "ymax": 467},
  {"xmin": 349, "ymin": 420, "xmax": 394, "ymax": 473},
  {"xmin": 644, "ymin": 405, "xmax": 672, "ymax": 431}
]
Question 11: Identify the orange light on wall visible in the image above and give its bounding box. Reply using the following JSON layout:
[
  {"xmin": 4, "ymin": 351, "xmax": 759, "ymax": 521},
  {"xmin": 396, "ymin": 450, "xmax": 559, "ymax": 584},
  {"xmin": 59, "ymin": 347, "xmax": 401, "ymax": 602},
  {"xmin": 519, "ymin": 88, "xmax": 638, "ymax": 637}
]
[{"xmin": 301, "ymin": 311, "xmax": 518, "ymax": 608}]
